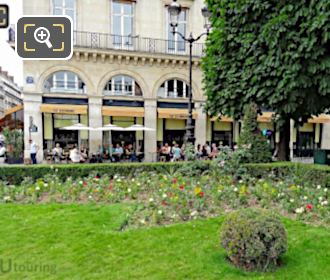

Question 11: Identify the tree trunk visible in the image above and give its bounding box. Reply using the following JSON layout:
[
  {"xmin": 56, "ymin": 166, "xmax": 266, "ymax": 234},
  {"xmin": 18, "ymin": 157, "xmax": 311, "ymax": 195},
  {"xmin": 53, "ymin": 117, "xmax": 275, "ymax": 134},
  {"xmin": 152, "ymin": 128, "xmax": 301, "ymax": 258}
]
[{"xmin": 278, "ymin": 119, "xmax": 291, "ymax": 161}]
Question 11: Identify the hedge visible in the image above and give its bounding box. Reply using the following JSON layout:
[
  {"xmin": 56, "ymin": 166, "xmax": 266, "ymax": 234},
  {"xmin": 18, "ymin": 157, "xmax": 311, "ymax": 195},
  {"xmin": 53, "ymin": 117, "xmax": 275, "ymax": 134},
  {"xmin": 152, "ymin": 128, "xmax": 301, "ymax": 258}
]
[
  {"xmin": 245, "ymin": 162, "xmax": 330, "ymax": 186},
  {"xmin": 0, "ymin": 161, "xmax": 211, "ymax": 184},
  {"xmin": 1, "ymin": 161, "xmax": 330, "ymax": 186}
]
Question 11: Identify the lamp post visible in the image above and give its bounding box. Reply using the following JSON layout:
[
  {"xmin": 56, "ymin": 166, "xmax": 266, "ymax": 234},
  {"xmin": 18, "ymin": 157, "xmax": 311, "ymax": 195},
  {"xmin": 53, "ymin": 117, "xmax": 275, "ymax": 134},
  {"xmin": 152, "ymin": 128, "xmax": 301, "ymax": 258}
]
[{"xmin": 168, "ymin": 0, "xmax": 211, "ymax": 145}]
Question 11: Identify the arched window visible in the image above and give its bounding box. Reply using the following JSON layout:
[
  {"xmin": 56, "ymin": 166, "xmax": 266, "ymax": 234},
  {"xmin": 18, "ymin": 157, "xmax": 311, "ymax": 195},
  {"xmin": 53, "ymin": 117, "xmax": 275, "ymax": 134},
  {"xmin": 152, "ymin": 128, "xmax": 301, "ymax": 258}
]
[
  {"xmin": 103, "ymin": 75, "xmax": 142, "ymax": 96},
  {"xmin": 44, "ymin": 71, "xmax": 86, "ymax": 93},
  {"xmin": 158, "ymin": 79, "xmax": 190, "ymax": 98}
]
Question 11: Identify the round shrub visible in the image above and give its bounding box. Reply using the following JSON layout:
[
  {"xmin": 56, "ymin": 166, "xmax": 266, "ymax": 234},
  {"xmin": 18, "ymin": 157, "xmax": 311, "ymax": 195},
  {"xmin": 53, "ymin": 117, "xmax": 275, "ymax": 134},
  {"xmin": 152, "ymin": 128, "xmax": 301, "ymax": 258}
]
[{"xmin": 221, "ymin": 208, "xmax": 287, "ymax": 272}]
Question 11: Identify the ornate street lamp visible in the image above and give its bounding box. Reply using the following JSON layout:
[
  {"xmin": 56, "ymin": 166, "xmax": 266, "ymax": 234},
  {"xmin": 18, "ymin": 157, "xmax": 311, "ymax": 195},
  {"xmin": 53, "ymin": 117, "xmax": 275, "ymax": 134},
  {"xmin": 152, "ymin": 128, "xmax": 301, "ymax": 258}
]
[{"xmin": 168, "ymin": 0, "xmax": 211, "ymax": 145}]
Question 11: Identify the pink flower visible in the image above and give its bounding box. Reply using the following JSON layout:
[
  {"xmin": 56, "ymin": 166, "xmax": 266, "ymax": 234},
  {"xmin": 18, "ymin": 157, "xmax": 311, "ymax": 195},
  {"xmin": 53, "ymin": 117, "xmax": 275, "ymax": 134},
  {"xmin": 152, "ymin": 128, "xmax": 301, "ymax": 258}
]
[
  {"xmin": 306, "ymin": 204, "xmax": 313, "ymax": 210},
  {"xmin": 199, "ymin": 192, "xmax": 205, "ymax": 198},
  {"xmin": 172, "ymin": 178, "xmax": 178, "ymax": 184}
]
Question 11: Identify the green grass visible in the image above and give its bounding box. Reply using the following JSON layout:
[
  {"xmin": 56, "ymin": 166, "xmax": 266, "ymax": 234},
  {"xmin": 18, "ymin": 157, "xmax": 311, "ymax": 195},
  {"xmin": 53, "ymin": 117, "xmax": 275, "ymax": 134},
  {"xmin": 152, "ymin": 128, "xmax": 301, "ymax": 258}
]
[{"xmin": 0, "ymin": 204, "xmax": 329, "ymax": 280}]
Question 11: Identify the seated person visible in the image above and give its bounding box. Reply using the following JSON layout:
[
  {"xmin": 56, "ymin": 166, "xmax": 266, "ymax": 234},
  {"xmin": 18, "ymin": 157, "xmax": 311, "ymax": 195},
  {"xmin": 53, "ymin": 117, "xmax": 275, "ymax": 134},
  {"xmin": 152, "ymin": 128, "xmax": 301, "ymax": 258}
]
[
  {"xmin": 0, "ymin": 143, "xmax": 6, "ymax": 164},
  {"xmin": 172, "ymin": 144, "xmax": 182, "ymax": 161},
  {"xmin": 52, "ymin": 143, "xmax": 63, "ymax": 163},
  {"xmin": 125, "ymin": 144, "xmax": 136, "ymax": 162},
  {"xmin": 160, "ymin": 143, "xmax": 171, "ymax": 162},
  {"xmin": 112, "ymin": 144, "xmax": 123, "ymax": 162},
  {"xmin": 70, "ymin": 145, "xmax": 85, "ymax": 163},
  {"xmin": 89, "ymin": 153, "xmax": 98, "ymax": 163}
]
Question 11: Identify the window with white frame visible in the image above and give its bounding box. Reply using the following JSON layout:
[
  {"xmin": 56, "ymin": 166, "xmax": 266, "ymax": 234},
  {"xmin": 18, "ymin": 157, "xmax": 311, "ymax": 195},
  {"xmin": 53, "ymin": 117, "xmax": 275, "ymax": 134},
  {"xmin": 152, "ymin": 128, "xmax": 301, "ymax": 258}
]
[
  {"xmin": 112, "ymin": 1, "xmax": 134, "ymax": 46},
  {"xmin": 167, "ymin": 9, "xmax": 187, "ymax": 53},
  {"xmin": 44, "ymin": 71, "xmax": 85, "ymax": 93},
  {"xmin": 104, "ymin": 75, "xmax": 142, "ymax": 96},
  {"xmin": 52, "ymin": 0, "xmax": 75, "ymax": 24},
  {"xmin": 157, "ymin": 79, "xmax": 190, "ymax": 98}
]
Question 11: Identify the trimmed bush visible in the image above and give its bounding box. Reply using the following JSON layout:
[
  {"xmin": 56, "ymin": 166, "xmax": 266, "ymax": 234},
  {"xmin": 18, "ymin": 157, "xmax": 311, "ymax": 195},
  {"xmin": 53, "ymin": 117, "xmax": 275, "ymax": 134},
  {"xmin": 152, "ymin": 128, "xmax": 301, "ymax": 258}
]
[
  {"xmin": 0, "ymin": 161, "xmax": 211, "ymax": 184},
  {"xmin": 221, "ymin": 208, "xmax": 287, "ymax": 272},
  {"xmin": 245, "ymin": 162, "xmax": 330, "ymax": 186},
  {"xmin": 238, "ymin": 103, "xmax": 272, "ymax": 163}
]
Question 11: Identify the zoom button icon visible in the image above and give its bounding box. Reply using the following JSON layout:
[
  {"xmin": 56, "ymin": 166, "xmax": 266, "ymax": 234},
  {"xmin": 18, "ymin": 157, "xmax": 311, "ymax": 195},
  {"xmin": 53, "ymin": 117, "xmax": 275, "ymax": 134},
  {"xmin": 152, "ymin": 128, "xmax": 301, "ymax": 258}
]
[{"xmin": 16, "ymin": 16, "xmax": 73, "ymax": 60}]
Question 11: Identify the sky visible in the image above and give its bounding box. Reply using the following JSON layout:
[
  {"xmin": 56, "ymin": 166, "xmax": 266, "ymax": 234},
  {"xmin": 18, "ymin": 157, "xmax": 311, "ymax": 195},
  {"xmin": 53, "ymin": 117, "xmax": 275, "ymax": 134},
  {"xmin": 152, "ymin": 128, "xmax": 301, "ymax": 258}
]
[{"xmin": 0, "ymin": 0, "xmax": 23, "ymax": 86}]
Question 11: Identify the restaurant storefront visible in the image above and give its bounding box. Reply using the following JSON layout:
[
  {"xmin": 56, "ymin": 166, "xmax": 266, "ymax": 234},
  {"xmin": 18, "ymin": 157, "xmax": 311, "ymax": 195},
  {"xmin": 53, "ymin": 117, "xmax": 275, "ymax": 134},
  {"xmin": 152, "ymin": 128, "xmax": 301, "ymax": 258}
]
[{"xmin": 41, "ymin": 103, "xmax": 89, "ymax": 151}]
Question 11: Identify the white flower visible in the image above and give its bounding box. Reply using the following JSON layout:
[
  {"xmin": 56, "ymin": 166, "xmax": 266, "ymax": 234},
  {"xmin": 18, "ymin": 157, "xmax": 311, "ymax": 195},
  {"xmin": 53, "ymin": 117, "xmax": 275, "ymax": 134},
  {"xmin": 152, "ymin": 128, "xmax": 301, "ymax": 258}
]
[
  {"xmin": 303, "ymin": 196, "xmax": 308, "ymax": 200},
  {"xmin": 162, "ymin": 193, "xmax": 167, "ymax": 198},
  {"xmin": 131, "ymin": 178, "xmax": 135, "ymax": 182},
  {"xmin": 218, "ymin": 189, "xmax": 222, "ymax": 193},
  {"xmin": 140, "ymin": 219, "xmax": 146, "ymax": 224},
  {"xmin": 149, "ymin": 198, "xmax": 154, "ymax": 202},
  {"xmin": 290, "ymin": 199, "xmax": 295, "ymax": 203},
  {"xmin": 3, "ymin": 196, "xmax": 11, "ymax": 202},
  {"xmin": 190, "ymin": 211, "xmax": 198, "ymax": 217},
  {"xmin": 321, "ymin": 201, "xmax": 328, "ymax": 206},
  {"xmin": 324, "ymin": 188, "xmax": 328, "ymax": 193},
  {"xmin": 117, "ymin": 179, "xmax": 121, "ymax": 182},
  {"xmin": 79, "ymin": 181, "xmax": 83, "ymax": 185},
  {"xmin": 137, "ymin": 183, "xmax": 141, "ymax": 186},
  {"xmin": 158, "ymin": 210, "xmax": 163, "ymax": 215},
  {"xmin": 234, "ymin": 188, "xmax": 238, "ymax": 192},
  {"xmin": 295, "ymin": 207, "xmax": 304, "ymax": 214},
  {"xmin": 317, "ymin": 185, "xmax": 321, "ymax": 190},
  {"xmin": 319, "ymin": 197, "xmax": 323, "ymax": 201},
  {"xmin": 44, "ymin": 183, "xmax": 48, "ymax": 187},
  {"xmin": 238, "ymin": 180, "xmax": 243, "ymax": 184},
  {"xmin": 114, "ymin": 175, "xmax": 118, "ymax": 179},
  {"xmin": 88, "ymin": 195, "xmax": 93, "ymax": 199},
  {"xmin": 35, "ymin": 186, "xmax": 40, "ymax": 191},
  {"xmin": 147, "ymin": 180, "xmax": 151, "ymax": 184},
  {"xmin": 127, "ymin": 188, "xmax": 131, "ymax": 193}
]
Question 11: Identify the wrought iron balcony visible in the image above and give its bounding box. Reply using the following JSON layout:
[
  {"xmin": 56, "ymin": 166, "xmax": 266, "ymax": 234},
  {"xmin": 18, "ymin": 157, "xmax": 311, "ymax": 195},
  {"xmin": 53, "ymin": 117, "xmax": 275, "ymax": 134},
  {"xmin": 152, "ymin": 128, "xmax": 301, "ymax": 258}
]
[{"xmin": 8, "ymin": 26, "xmax": 205, "ymax": 58}]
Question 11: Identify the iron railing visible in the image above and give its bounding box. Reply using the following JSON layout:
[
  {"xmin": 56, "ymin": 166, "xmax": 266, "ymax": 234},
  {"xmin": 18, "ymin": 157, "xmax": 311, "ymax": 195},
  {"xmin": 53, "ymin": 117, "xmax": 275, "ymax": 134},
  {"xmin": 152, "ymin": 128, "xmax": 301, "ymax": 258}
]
[{"xmin": 8, "ymin": 26, "xmax": 205, "ymax": 57}]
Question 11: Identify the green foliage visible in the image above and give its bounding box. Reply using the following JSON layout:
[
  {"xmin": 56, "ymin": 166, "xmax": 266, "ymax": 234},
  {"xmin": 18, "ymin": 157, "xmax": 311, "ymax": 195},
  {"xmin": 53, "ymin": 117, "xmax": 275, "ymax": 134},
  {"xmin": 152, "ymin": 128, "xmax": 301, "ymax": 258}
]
[
  {"xmin": 245, "ymin": 162, "xmax": 330, "ymax": 186},
  {"xmin": 203, "ymin": 0, "xmax": 330, "ymax": 126},
  {"xmin": 221, "ymin": 208, "xmax": 287, "ymax": 272},
  {"xmin": 2, "ymin": 128, "xmax": 24, "ymax": 159},
  {"xmin": 238, "ymin": 104, "xmax": 272, "ymax": 163},
  {"xmin": 0, "ymin": 162, "xmax": 211, "ymax": 185}
]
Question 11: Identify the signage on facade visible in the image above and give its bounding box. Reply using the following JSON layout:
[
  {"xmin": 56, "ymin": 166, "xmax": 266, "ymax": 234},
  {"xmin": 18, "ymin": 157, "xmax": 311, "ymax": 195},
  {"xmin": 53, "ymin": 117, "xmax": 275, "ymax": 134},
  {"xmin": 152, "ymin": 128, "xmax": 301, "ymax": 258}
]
[{"xmin": 26, "ymin": 76, "xmax": 34, "ymax": 84}]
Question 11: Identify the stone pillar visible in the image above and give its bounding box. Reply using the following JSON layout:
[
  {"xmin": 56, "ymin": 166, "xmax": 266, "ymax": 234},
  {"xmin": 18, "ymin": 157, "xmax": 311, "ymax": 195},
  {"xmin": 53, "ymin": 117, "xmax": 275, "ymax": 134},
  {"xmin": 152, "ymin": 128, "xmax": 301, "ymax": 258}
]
[
  {"xmin": 289, "ymin": 119, "xmax": 295, "ymax": 160},
  {"xmin": 88, "ymin": 96, "xmax": 103, "ymax": 154},
  {"xmin": 195, "ymin": 102, "xmax": 207, "ymax": 146},
  {"xmin": 321, "ymin": 123, "xmax": 330, "ymax": 149},
  {"xmin": 233, "ymin": 121, "xmax": 240, "ymax": 144},
  {"xmin": 144, "ymin": 99, "xmax": 157, "ymax": 162},
  {"xmin": 24, "ymin": 93, "xmax": 43, "ymax": 163}
]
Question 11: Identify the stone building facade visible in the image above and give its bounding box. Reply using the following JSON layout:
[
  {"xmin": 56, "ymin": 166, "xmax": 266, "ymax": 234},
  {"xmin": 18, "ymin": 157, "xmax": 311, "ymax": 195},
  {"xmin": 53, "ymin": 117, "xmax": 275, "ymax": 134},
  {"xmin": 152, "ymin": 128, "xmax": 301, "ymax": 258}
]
[
  {"xmin": 14, "ymin": 0, "xmax": 330, "ymax": 162},
  {"xmin": 0, "ymin": 67, "xmax": 22, "ymax": 118}
]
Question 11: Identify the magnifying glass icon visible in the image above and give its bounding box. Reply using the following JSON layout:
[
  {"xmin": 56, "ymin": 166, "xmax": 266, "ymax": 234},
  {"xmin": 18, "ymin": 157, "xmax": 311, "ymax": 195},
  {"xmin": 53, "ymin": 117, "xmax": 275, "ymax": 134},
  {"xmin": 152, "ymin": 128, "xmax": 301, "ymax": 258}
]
[{"xmin": 34, "ymin": 27, "xmax": 53, "ymax": 49}]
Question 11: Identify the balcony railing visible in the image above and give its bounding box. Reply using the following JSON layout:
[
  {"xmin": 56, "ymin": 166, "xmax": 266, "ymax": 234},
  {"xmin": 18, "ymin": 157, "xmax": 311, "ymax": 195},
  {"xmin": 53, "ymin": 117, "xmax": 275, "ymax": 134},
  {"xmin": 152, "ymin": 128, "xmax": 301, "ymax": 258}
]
[{"xmin": 8, "ymin": 26, "xmax": 205, "ymax": 58}]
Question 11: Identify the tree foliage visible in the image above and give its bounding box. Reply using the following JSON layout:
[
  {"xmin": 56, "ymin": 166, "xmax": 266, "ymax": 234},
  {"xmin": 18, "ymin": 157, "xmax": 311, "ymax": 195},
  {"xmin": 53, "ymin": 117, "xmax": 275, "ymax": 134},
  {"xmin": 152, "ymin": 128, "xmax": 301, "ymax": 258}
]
[{"xmin": 203, "ymin": 0, "xmax": 330, "ymax": 125}]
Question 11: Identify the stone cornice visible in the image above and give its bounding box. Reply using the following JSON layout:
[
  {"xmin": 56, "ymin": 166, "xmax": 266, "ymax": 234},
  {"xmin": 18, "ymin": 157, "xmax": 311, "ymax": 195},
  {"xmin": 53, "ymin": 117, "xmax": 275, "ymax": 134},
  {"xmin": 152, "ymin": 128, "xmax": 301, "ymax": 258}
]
[{"xmin": 73, "ymin": 48, "xmax": 201, "ymax": 69}]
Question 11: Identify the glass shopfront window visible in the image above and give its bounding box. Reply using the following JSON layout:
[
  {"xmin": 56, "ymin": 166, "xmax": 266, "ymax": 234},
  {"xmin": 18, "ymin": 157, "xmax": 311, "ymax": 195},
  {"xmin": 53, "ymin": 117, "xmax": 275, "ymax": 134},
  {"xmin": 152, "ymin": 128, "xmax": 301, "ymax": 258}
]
[{"xmin": 43, "ymin": 113, "xmax": 89, "ymax": 152}]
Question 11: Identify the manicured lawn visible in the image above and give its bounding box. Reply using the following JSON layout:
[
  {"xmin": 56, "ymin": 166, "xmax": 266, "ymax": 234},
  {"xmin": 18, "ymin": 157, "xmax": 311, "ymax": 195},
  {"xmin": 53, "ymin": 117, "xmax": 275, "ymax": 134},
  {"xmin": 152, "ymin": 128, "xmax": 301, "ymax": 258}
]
[{"xmin": 0, "ymin": 204, "xmax": 329, "ymax": 280}]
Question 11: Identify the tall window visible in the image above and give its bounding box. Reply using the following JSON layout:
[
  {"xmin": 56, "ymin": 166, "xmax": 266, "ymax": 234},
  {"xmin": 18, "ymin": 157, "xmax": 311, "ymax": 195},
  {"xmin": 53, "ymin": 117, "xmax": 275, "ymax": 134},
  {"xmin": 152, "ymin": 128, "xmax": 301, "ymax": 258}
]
[
  {"xmin": 112, "ymin": 1, "xmax": 134, "ymax": 47},
  {"xmin": 167, "ymin": 9, "xmax": 187, "ymax": 53},
  {"xmin": 104, "ymin": 75, "xmax": 142, "ymax": 96},
  {"xmin": 44, "ymin": 71, "xmax": 85, "ymax": 93},
  {"xmin": 158, "ymin": 79, "xmax": 189, "ymax": 98},
  {"xmin": 53, "ymin": 0, "xmax": 75, "ymax": 24}
]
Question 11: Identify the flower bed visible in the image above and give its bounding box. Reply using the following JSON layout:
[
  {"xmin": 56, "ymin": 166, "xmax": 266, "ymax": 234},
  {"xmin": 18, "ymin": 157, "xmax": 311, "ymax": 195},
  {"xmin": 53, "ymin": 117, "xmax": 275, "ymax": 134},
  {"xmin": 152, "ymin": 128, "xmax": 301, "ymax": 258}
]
[{"xmin": 0, "ymin": 171, "xmax": 329, "ymax": 229}]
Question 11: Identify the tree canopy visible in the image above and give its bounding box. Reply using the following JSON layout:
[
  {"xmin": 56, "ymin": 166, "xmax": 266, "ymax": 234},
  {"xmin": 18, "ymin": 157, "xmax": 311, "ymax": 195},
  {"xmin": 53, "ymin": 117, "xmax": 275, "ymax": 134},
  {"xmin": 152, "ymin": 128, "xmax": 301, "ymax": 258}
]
[{"xmin": 203, "ymin": 0, "xmax": 330, "ymax": 126}]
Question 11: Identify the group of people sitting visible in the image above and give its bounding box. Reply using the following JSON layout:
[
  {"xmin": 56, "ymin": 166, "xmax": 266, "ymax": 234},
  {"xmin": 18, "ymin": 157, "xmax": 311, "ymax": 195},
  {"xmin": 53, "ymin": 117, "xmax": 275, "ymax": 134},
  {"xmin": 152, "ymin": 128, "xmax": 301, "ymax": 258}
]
[
  {"xmin": 51, "ymin": 142, "xmax": 142, "ymax": 164},
  {"xmin": 159, "ymin": 141, "xmax": 229, "ymax": 162}
]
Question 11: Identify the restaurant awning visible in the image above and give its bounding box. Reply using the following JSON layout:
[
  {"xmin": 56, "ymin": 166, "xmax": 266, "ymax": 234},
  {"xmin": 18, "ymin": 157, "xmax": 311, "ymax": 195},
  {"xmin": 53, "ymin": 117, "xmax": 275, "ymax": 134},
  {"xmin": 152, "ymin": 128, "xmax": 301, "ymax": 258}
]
[
  {"xmin": 102, "ymin": 106, "xmax": 145, "ymax": 117},
  {"xmin": 257, "ymin": 112, "xmax": 274, "ymax": 123},
  {"xmin": 4, "ymin": 104, "xmax": 23, "ymax": 116},
  {"xmin": 210, "ymin": 115, "xmax": 234, "ymax": 122},
  {"xmin": 308, "ymin": 114, "xmax": 330, "ymax": 124},
  {"xmin": 157, "ymin": 108, "xmax": 197, "ymax": 119},
  {"xmin": 40, "ymin": 104, "xmax": 88, "ymax": 115}
]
